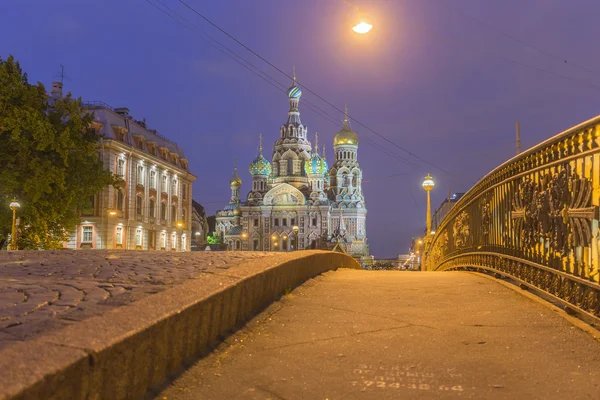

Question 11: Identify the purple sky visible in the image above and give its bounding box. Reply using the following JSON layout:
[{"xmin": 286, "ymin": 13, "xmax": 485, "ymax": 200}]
[{"xmin": 3, "ymin": 0, "xmax": 600, "ymax": 257}]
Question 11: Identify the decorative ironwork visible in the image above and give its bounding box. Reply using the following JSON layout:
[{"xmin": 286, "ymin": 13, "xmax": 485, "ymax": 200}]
[
  {"xmin": 425, "ymin": 118, "xmax": 600, "ymax": 322},
  {"xmin": 453, "ymin": 211, "xmax": 470, "ymax": 248}
]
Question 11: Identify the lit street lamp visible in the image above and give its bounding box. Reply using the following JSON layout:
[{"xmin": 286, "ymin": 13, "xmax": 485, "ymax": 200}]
[
  {"xmin": 8, "ymin": 198, "xmax": 20, "ymax": 251},
  {"xmin": 422, "ymin": 174, "xmax": 435, "ymax": 236},
  {"xmin": 292, "ymin": 225, "xmax": 299, "ymax": 251}
]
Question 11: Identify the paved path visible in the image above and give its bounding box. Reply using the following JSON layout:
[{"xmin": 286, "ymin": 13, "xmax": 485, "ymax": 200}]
[
  {"xmin": 0, "ymin": 250, "xmax": 273, "ymax": 349},
  {"xmin": 156, "ymin": 270, "xmax": 600, "ymax": 400}
]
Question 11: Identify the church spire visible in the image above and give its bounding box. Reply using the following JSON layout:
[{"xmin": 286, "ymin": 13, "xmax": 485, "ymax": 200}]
[
  {"xmin": 343, "ymin": 103, "xmax": 351, "ymax": 129},
  {"xmin": 292, "ymin": 64, "xmax": 297, "ymax": 85},
  {"xmin": 258, "ymin": 133, "xmax": 263, "ymax": 155},
  {"xmin": 314, "ymin": 132, "xmax": 319, "ymax": 153},
  {"xmin": 322, "ymin": 144, "xmax": 326, "ymax": 160}
]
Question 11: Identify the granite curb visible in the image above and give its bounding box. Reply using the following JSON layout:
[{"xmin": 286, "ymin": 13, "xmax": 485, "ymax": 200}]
[{"xmin": 0, "ymin": 250, "xmax": 360, "ymax": 400}]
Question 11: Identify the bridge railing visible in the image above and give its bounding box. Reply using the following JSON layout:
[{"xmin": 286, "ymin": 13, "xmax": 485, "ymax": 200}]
[{"xmin": 425, "ymin": 115, "xmax": 600, "ymax": 320}]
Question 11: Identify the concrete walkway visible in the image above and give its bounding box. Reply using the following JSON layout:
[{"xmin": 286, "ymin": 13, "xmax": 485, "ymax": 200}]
[{"xmin": 155, "ymin": 270, "xmax": 600, "ymax": 400}]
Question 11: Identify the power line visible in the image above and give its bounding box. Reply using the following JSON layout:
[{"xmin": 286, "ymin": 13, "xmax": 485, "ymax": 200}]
[
  {"xmin": 176, "ymin": 0, "xmax": 460, "ymax": 180},
  {"xmin": 147, "ymin": 0, "xmax": 424, "ymax": 172},
  {"xmin": 451, "ymin": 6, "xmax": 600, "ymax": 78}
]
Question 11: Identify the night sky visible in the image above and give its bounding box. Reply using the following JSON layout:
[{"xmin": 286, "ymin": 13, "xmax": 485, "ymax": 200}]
[{"xmin": 3, "ymin": 0, "xmax": 600, "ymax": 257}]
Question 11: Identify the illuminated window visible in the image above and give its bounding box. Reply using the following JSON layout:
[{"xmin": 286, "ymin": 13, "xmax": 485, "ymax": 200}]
[
  {"xmin": 150, "ymin": 170, "xmax": 156, "ymax": 189},
  {"xmin": 137, "ymin": 164, "xmax": 144, "ymax": 186},
  {"xmin": 181, "ymin": 234, "xmax": 187, "ymax": 251},
  {"xmin": 82, "ymin": 226, "xmax": 93, "ymax": 243},
  {"xmin": 171, "ymin": 232, "xmax": 177, "ymax": 249},
  {"xmin": 161, "ymin": 232, "xmax": 166, "ymax": 248},
  {"xmin": 116, "ymin": 226, "xmax": 123, "ymax": 245},
  {"xmin": 161, "ymin": 202, "xmax": 167, "ymax": 220},
  {"xmin": 117, "ymin": 158, "xmax": 125, "ymax": 177},
  {"xmin": 162, "ymin": 175, "xmax": 167, "ymax": 192},
  {"xmin": 136, "ymin": 228, "xmax": 143, "ymax": 246}
]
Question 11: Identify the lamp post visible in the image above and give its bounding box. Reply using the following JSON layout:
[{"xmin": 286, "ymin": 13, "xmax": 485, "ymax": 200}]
[
  {"xmin": 8, "ymin": 198, "xmax": 20, "ymax": 251},
  {"xmin": 241, "ymin": 232, "xmax": 247, "ymax": 251},
  {"xmin": 292, "ymin": 225, "xmax": 299, "ymax": 251},
  {"xmin": 422, "ymin": 174, "xmax": 435, "ymax": 236}
]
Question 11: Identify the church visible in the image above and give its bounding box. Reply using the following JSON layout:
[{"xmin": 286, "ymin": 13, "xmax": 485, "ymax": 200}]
[{"xmin": 216, "ymin": 73, "xmax": 369, "ymax": 258}]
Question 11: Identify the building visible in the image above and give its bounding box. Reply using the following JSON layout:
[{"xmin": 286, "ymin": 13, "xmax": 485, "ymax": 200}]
[
  {"xmin": 215, "ymin": 73, "xmax": 369, "ymax": 258},
  {"xmin": 191, "ymin": 200, "xmax": 209, "ymax": 251},
  {"xmin": 53, "ymin": 82, "xmax": 196, "ymax": 250},
  {"xmin": 431, "ymin": 192, "xmax": 465, "ymax": 233}
]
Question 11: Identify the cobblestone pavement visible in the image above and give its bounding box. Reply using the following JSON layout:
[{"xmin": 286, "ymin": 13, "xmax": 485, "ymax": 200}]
[{"xmin": 0, "ymin": 250, "xmax": 274, "ymax": 349}]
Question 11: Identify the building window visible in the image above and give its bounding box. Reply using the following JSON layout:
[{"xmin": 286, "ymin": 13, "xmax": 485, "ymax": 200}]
[
  {"xmin": 181, "ymin": 234, "xmax": 187, "ymax": 251},
  {"xmin": 172, "ymin": 180, "xmax": 177, "ymax": 196},
  {"xmin": 116, "ymin": 226, "xmax": 123, "ymax": 245},
  {"xmin": 312, "ymin": 217, "xmax": 317, "ymax": 226},
  {"xmin": 162, "ymin": 175, "xmax": 167, "ymax": 192},
  {"xmin": 161, "ymin": 232, "xmax": 166, "ymax": 248},
  {"xmin": 161, "ymin": 202, "xmax": 167, "ymax": 220},
  {"xmin": 150, "ymin": 170, "xmax": 156, "ymax": 189},
  {"xmin": 171, "ymin": 232, "xmax": 177, "ymax": 249},
  {"xmin": 274, "ymin": 218, "xmax": 279, "ymax": 227},
  {"xmin": 253, "ymin": 239, "xmax": 259, "ymax": 250},
  {"xmin": 136, "ymin": 196, "xmax": 143, "ymax": 215},
  {"xmin": 117, "ymin": 158, "xmax": 125, "ymax": 177},
  {"xmin": 149, "ymin": 199, "xmax": 155, "ymax": 217},
  {"xmin": 137, "ymin": 164, "xmax": 144, "ymax": 186},
  {"xmin": 182, "ymin": 208, "xmax": 186, "ymax": 222},
  {"xmin": 136, "ymin": 228, "xmax": 143, "ymax": 246},
  {"xmin": 171, "ymin": 205, "xmax": 176, "ymax": 221},
  {"xmin": 117, "ymin": 191, "xmax": 124, "ymax": 211},
  {"xmin": 182, "ymin": 183, "xmax": 187, "ymax": 200},
  {"xmin": 82, "ymin": 226, "xmax": 93, "ymax": 243},
  {"xmin": 253, "ymin": 218, "xmax": 259, "ymax": 227},
  {"xmin": 282, "ymin": 218, "xmax": 287, "ymax": 227},
  {"xmin": 291, "ymin": 218, "xmax": 296, "ymax": 226}
]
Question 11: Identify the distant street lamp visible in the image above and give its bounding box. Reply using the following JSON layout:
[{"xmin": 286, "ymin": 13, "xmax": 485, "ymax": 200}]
[
  {"xmin": 8, "ymin": 198, "xmax": 20, "ymax": 251},
  {"xmin": 422, "ymin": 174, "xmax": 435, "ymax": 236},
  {"xmin": 177, "ymin": 222, "xmax": 184, "ymax": 228},
  {"xmin": 352, "ymin": 20, "xmax": 373, "ymax": 34},
  {"xmin": 292, "ymin": 225, "xmax": 299, "ymax": 251}
]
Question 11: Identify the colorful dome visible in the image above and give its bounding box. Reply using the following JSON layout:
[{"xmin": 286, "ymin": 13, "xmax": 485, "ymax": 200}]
[
  {"xmin": 249, "ymin": 153, "xmax": 272, "ymax": 176},
  {"xmin": 287, "ymin": 84, "xmax": 302, "ymax": 99},
  {"xmin": 305, "ymin": 153, "xmax": 329, "ymax": 175}
]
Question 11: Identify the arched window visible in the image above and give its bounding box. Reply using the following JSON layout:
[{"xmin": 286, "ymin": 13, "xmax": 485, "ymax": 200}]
[
  {"xmin": 117, "ymin": 191, "xmax": 124, "ymax": 211},
  {"xmin": 136, "ymin": 196, "xmax": 143, "ymax": 215},
  {"xmin": 161, "ymin": 202, "xmax": 167, "ymax": 220},
  {"xmin": 171, "ymin": 205, "xmax": 176, "ymax": 221},
  {"xmin": 149, "ymin": 199, "xmax": 155, "ymax": 217}
]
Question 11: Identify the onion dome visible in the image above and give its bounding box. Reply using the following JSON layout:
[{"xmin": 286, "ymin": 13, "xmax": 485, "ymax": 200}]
[
  {"xmin": 233, "ymin": 206, "xmax": 241, "ymax": 216},
  {"xmin": 305, "ymin": 132, "xmax": 328, "ymax": 175},
  {"xmin": 286, "ymin": 66, "xmax": 302, "ymax": 99},
  {"xmin": 230, "ymin": 159, "xmax": 242, "ymax": 188},
  {"xmin": 334, "ymin": 104, "xmax": 359, "ymax": 146},
  {"xmin": 249, "ymin": 134, "xmax": 272, "ymax": 176}
]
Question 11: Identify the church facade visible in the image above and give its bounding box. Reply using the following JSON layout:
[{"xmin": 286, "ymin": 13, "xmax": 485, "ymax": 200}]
[{"xmin": 215, "ymin": 75, "xmax": 369, "ymax": 258}]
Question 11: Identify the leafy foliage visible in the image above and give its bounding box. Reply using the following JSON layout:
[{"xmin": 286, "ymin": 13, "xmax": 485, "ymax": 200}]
[
  {"xmin": 206, "ymin": 232, "xmax": 222, "ymax": 245},
  {"xmin": 0, "ymin": 55, "xmax": 118, "ymax": 249}
]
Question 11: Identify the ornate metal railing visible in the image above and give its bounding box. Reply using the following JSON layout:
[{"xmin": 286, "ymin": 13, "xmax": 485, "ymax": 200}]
[{"xmin": 426, "ymin": 115, "xmax": 600, "ymax": 321}]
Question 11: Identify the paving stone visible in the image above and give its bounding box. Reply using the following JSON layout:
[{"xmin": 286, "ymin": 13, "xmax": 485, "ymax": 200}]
[{"xmin": 0, "ymin": 250, "xmax": 272, "ymax": 346}]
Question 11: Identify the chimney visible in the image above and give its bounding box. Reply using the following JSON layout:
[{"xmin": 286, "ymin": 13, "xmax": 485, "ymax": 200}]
[
  {"xmin": 50, "ymin": 81, "xmax": 63, "ymax": 100},
  {"xmin": 114, "ymin": 107, "xmax": 130, "ymax": 118}
]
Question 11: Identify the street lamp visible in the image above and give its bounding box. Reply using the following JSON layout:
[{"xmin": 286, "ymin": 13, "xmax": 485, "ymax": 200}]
[
  {"xmin": 8, "ymin": 198, "xmax": 20, "ymax": 251},
  {"xmin": 422, "ymin": 174, "xmax": 435, "ymax": 236},
  {"xmin": 292, "ymin": 225, "xmax": 299, "ymax": 251}
]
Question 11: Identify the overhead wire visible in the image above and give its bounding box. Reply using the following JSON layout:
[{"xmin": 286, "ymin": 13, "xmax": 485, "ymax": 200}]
[{"xmin": 147, "ymin": 0, "xmax": 423, "ymax": 173}]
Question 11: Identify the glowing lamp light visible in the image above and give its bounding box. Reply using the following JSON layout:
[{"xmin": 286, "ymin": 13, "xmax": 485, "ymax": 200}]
[
  {"xmin": 195, "ymin": 231, "xmax": 201, "ymax": 236},
  {"xmin": 177, "ymin": 222, "xmax": 183, "ymax": 228},
  {"xmin": 9, "ymin": 199, "xmax": 20, "ymax": 210},
  {"xmin": 352, "ymin": 21, "xmax": 373, "ymax": 34},
  {"xmin": 422, "ymin": 174, "xmax": 435, "ymax": 191}
]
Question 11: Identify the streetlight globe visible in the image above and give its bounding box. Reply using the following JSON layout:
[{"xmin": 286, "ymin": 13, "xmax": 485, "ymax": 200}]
[
  {"xmin": 422, "ymin": 174, "xmax": 435, "ymax": 191},
  {"xmin": 352, "ymin": 21, "xmax": 373, "ymax": 34},
  {"xmin": 9, "ymin": 198, "xmax": 20, "ymax": 210},
  {"xmin": 292, "ymin": 225, "xmax": 299, "ymax": 233}
]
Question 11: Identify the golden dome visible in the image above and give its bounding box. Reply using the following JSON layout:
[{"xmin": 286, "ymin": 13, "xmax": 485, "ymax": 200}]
[
  {"xmin": 233, "ymin": 207, "xmax": 241, "ymax": 216},
  {"xmin": 334, "ymin": 128, "xmax": 359, "ymax": 146},
  {"xmin": 334, "ymin": 104, "xmax": 359, "ymax": 146}
]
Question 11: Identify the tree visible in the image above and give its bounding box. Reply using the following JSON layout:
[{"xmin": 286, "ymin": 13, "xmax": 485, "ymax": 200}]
[
  {"xmin": 0, "ymin": 55, "xmax": 118, "ymax": 249},
  {"xmin": 206, "ymin": 232, "xmax": 222, "ymax": 245}
]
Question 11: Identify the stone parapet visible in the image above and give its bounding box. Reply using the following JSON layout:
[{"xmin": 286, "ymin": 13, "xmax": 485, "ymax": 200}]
[{"xmin": 0, "ymin": 250, "xmax": 359, "ymax": 400}]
